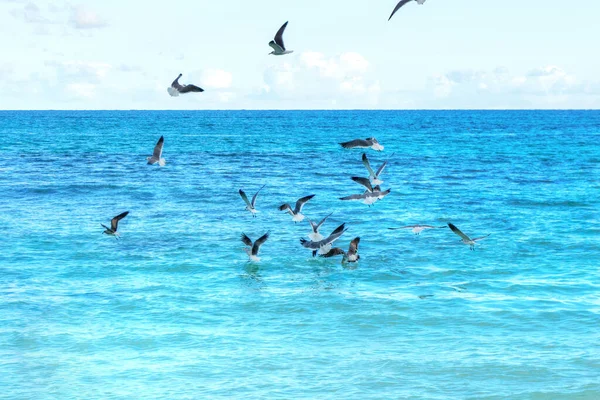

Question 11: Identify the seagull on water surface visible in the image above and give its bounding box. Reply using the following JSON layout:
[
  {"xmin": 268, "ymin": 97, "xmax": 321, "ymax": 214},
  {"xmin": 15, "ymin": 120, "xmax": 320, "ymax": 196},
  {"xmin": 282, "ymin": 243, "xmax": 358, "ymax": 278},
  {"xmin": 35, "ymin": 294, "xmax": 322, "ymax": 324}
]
[
  {"xmin": 239, "ymin": 185, "xmax": 265, "ymax": 217},
  {"xmin": 340, "ymin": 137, "xmax": 384, "ymax": 151},
  {"xmin": 448, "ymin": 223, "xmax": 490, "ymax": 250},
  {"xmin": 101, "ymin": 211, "xmax": 129, "ymax": 239},
  {"xmin": 147, "ymin": 136, "xmax": 166, "ymax": 166},
  {"xmin": 306, "ymin": 212, "xmax": 333, "ymax": 241},
  {"xmin": 268, "ymin": 21, "xmax": 293, "ymax": 55},
  {"xmin": 241, "ymin": 232, "xmax": 270, "ymax": 262},
  {"xmin": 388, "ymin": 224, "xmax": 447, "ymax": 235},
  {"xmin": 300, "ymin": 223, "xmax": 348, "ymax": 257},
  {"xmin": 389, "ymin": 0, "xmax": 426, "ymax": 21},
  {"xmin": 279, "ymin": 194, "xmax": 315, "ymax": 223},
  {"xmin": 362, "ymin": 153, "xmax": 387, "ymax": 185},
  {"xmin": 167, "ymin": 74, "xmax": 204, "ymax": 97},
  {"xmin": 321, "ymin": 237, "xmax": 361, "ymax": 264}
]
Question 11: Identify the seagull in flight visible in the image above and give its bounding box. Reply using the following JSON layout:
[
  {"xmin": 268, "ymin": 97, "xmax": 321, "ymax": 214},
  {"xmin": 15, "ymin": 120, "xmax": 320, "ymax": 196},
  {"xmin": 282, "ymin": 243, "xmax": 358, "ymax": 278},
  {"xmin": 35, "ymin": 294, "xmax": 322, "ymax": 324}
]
[
  {"xmin": 167, "ymin": 74, "xmax": 204, "ymax": 97},
  {"xmin": 241, "ymin": 232, "xmax": 270, "ymax": 262},
  {"xmin": 340, "ymin": 137, "xmax": 384, "ymax": 151},
  {"xmin": 340, "ymin": 177, "xmax": 391, "ymax": 206},
  {"xmin": 279, "ymin": 194, "xmax": 315, "ymax": 223},
  {"xmin": 320, "ymin": 237, "xmax": 361, "ymax": 264},
  {"xmin": 300, "ymin": 223, "xmax": 347, "ymax": 257},
  {"xmin": 101, "ymin": 211, "xmax": 129, "ymax": 239},
  {"xmin": 362, "ymin": 153, "xmax": 387, "ymax": 185},
  {"xmin": 239, "ymin": 185, "xmax": 265, "ymax": 217},
  {"xmin": 448, "ymin": 223, "xmax": 490, "ymax": 250},
  {"xmin": 268, "ymin": 21, "xmax": 293, "ymax": 55},
  {"xmin": 306, "ymin": 212, "xmax": 333, "ymax": 241},
  {"xmin": 388, "ymin": 224, "xmax": 447, "ymax": 235},
  {"xmin": 146, "ymin": 136, "xmax": 166, "ymax": 166},
  {"xmin": 389, "ymin": 0, "xmax": 426, "ymax": 21}
]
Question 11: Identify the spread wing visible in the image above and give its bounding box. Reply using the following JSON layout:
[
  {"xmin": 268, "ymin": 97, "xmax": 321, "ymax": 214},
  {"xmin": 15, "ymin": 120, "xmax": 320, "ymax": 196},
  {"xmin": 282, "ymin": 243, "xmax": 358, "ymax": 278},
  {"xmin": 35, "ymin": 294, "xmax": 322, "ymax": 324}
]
[
  {"xmin": 179, "ymin": 84, "xmax": 204, "ymax": 93},
  {"xmin": 351, "ymin": 176, "xmax": 374, "ymax": 192},
  {"xmin": 375, "ymin": 161, "xmax": 388, "ymax": 177},
  {"xmin": 251, "ymin": 184, "xmax": 265, "ymax": 207},
  {"xmin": 340, "ymin": 193, "xmax": 367, "ymax": 201},
  {"xmin": 348, "ymin": 237, "xmax": 360, "ymax": 256},
  {"xmin": 320, "ymin": 248, "xmax": 346, "ymax": 258},
  {"xmin": 362, "ymin": 153, "xmax": 376, "ymax": 177},
  {"xmin": 240, "ymin": 233, "xmax": 253, "ymax": 247},
  {"xmin": 111, "ymin": 211, "xmax": 129, "ymax": 231},
  {"xmin": 269, "ymin": 40, "xmax": 285, "ymax": 53},
  {"xmin": 473, "ymin": 234, "xmax": 491, "ymax": 242},
  {"xmin": 252, "ymin": 232, "xmax": 270, "ymax": 255},
  {"xmin": 340, "ymin": 139, "xmax": 369, "ymax": 149},
  {"xmin": 389, "ymin": 0, "xmax": 413, "ymax": 21},
  {"xmin": 239, "ymin": 189, "xmax": 252, "ymax": 208},
  {"xmin": 171, "ymin": 74, "xmax": 184, "ymax": 90},
  {"xmin": 294, "ymin": 194, "xmax": 315, "ymax": 214},
  {"xmin": 273, "ymin": 21, "xmax": 288, "ymax": 50},
  {"xmin": 448, "ymin": 223, "xmax": 472, "ymax": 242},
  {"xmin": 152, "ymin": 136, "xmax": 164, "ymax": 159},
  {"xmin": 279, "ymin": 203, "xmax": 292, "ymax": 213}
]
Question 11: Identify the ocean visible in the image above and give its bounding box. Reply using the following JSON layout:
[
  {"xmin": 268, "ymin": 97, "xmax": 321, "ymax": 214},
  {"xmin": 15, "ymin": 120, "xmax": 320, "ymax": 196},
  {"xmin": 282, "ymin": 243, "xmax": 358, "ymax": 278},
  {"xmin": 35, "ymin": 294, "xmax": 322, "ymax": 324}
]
[{"xmin": 1, "ymin": 110, "xmax": 599, "ymax": 399}]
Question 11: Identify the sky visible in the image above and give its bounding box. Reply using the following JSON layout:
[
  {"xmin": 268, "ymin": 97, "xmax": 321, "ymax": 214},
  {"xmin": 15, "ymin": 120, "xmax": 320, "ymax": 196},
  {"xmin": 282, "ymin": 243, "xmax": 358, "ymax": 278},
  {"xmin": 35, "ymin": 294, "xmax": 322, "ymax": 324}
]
[{"xmin": 0, "ymin": 0, "xmax": 599, "ymax": 110}]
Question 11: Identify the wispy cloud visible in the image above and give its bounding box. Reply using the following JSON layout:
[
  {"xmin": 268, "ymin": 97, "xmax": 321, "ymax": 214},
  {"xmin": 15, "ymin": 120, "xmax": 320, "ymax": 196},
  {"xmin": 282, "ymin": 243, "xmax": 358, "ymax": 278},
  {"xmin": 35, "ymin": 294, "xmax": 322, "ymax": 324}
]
[{"xmin": 70, "ymin": 5, "xmax": 107, "ymax": 29}]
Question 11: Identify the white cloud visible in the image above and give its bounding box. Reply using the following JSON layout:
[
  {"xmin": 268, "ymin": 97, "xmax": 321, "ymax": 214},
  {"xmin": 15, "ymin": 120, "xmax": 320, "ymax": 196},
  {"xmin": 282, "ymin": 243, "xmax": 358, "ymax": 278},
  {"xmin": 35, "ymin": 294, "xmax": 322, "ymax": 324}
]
[
  {"xmin": 66, "ymin": 83, "xmax": 95, "ymax": 98},
  {"xmin": 200, "ymin": 69, "xmax": 233, "ymax": 89},
  {"xmin": 70, "ymin": 5, "xmax": 108, "ymax": 29}
]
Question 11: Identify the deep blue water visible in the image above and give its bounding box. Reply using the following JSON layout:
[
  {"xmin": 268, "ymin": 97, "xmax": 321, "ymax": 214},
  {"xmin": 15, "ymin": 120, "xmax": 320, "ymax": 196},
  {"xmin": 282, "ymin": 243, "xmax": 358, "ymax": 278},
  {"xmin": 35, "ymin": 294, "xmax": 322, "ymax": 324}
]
[{"xmin": 1, "ymin": 110, "xmax": 599, "ymax": 399}]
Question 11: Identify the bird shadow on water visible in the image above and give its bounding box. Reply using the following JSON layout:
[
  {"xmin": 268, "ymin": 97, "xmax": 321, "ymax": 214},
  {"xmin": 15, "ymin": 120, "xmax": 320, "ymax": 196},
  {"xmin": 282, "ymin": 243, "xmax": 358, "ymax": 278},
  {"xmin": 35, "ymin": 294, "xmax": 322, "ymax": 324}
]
[{"xmin": 239, "ymin": 263, "xmax": 265, "ymax": 290}]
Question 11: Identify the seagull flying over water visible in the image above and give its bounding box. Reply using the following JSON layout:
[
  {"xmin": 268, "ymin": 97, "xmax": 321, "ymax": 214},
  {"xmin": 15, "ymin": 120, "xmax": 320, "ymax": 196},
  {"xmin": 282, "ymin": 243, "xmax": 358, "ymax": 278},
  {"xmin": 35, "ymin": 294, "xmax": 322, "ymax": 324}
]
[
  {"xmin": 306, "ymin": 212, "xmax": 333, "ymax": 242},
  {"xmin": 239, "ymin": 185, "xmax": 265, "ymax": 217},
  {"xmin": 279, "ymin": 194, "xmax": 315, "ymax": 223},
  {"xmin": 362, "ymin": 153, "xmax": 387, "ymax": 185},
  {"xmin": 241, "ymin": 232, "xmax": 270, "ymax": 262},
  {"xmin": 340, "ymin": 137, "xmax": 384, "ymax": 151},
  {"xmin": 388, "ymin": 224, "xmax": 447, "ymax": 235},
  {"xmin": 300, "ymin": 223, "xmax": 348, "ymax": 257},
  {"xmin": 167, "ymin": 74, "xmax": 204, "ymax": 97},
  {"xmin": 268, "ymin": 21, "xmax": 293, "ymax": 55},
  {"xmin": 147, "ymin": 136, "xmax": 166, "ymax": 166},
  {"xmin": 448, "ymin": 223, "xmax": 490, "ymax": 250},
  {"xmin": 389, "ymin": 0, "xmax": 426, "ymax": 21},
  {"xmin": 339, "ymin": 177, "xmax": 391, "ymax": 206},
  {"xmin": 101, "ymin": 211, "xmax": 129, "ymax": 239},
  {"xmin": 321, "ymin": 237, "xmax": 361, "ymax": 264}
]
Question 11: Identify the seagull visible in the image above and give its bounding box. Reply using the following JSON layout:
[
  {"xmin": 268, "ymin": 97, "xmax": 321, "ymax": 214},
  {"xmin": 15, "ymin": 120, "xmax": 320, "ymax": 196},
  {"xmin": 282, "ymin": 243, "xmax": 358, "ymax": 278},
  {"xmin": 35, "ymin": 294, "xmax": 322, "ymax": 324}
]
[
  {"xmin": 320, "ymin": 237, "xmax": 360, "ymax": 264},
  {"xmin": 362, "ymin": 153, "xmax": 387, "ymax": 185},
  {"xmin": 300, "ymin": 223, "xmax": 347, "ymax": 257},
  {"xmin": 339, "ymin": 177, "xmax": 391, "ymax": 206},
  {"xmin": 239, "ymin": 185, "xmax": 265, "ymax": 217},
  {"xmin": 101, "ymin": 211, "xmax": 129, "ymax": 239},
  {"xmin": 167, "ymin": 73, "xmax": 204, "ymax": 97},
  {"xmin": 340, "ymin": 137, "xmax": 384, "ymax": 151},
  {"xmin": 388, "ymin": 224, "xmax": 447, "ymax": 235},
  {"xmin": 241, "ymin": 232, "xmax": 270, "ymax": 262},
  {"xmin": 448, "ymin": 223, "xmax": 490, "ymax": 250},
  {"xmin": 279, "ymin": 194, "xmax": 315, "ymax": 223},
  {"xmin": 268, "ymin": 21, "xmax": 293, "ymax": 55},
  {"xmin": 146, "ymin": 136, "xmax": 166, "ymax": 166},
  {"xmin": 306, "ymin": 212, "xmax": 333, "ymax": 241},
  {"xmin": 389, "ymin": 0, "xmax": 426, "ymax": 21}
]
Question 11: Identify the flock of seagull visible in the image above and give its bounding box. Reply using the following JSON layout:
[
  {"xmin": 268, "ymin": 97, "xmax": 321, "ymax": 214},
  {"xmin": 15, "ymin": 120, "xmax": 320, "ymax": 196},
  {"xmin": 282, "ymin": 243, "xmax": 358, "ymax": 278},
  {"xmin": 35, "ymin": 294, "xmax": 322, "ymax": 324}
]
[{"xmin": 101, "ymin": 0, "xmax": 493, "ymax": 263}]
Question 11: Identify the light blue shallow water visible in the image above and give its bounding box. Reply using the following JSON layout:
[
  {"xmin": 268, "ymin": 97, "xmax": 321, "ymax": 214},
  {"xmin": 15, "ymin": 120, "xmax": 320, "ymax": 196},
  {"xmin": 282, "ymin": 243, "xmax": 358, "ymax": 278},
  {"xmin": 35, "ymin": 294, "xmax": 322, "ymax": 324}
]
[{"xmin": 1, "ymin": 110, "xmax": 599, "ymax": 399}]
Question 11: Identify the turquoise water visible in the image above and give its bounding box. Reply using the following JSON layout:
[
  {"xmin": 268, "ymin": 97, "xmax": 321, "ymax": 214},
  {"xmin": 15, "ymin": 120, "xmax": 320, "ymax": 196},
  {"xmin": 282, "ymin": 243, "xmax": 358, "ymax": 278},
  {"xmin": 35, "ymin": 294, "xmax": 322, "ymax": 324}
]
[{"xmin": 1, "ymin": 110, "xmax": 599, "ymax": 399}]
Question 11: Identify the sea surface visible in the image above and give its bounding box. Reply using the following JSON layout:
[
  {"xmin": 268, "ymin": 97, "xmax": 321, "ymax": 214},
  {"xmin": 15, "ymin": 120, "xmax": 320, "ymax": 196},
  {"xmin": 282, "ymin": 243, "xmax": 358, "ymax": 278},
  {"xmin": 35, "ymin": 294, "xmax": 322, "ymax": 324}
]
[{"xmin": 1, "ymin": 110, "xmax": 599, "ymax": 399}]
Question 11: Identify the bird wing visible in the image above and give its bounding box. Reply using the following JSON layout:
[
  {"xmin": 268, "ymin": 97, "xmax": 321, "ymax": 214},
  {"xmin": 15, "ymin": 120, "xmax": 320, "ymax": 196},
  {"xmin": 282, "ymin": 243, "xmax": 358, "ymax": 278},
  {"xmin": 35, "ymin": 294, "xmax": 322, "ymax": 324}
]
[
  {"xmin": 152, "ymin": 136, "xmax": 164, "ymax": 159},
  {"xmin": 348, "ymin": 237, "xmax": 360, "ymax": 256},
  {"xmin": 273, "ymin": 21, "xmax": 289, "ymax": 50},
  {"xmin": 340, "ymin": 193, "xmax": 367, "ymax": 201},
  {"xmin": 110, "ymin": 211, "xmax": 129, "ymax": 231},
  {"xmin": 389, "ymin": 0, "xmax": 413, "ymax": 21},
  {"xmin": 171, "ymin": 74, "xmax": 184, "ymax": 90},
  {"xmin": 269, "ymin": 41, "xmax": 285, "ymax": 53},
  {"xmin": 472, "ymin": 234, "xmax": 491, "ymax": 242},
  {"xmin": 448, "ymin": 223, "xmax": 472, "ymax": 242},
  {"xmin": 240, "ymin": 233, "xmax": 253, "ymax": 247},
  {"xmin": 351, "ymin": 176, "xmax": 374, "ymax": 192},
  {"xmin": 252, "ymin": 231, "xmax": 270, "ymax": 255},
  {"xmin": 361, "ymin": 153, "xmax": 376, "ymax": 177},
  {"xmin": 179, "ymin": 84, "xmax": 204, "ymax": 93},
  {"xmin": 320, "ymin": 248, "xmax": 346, "ymax": 258},
  {"xmin": 294, "ymin": 194, "xmax": 315, "ymax": 214},
  {"xmin": 375, "ymin": 161, "xmax": 388, "ymax": 177},
  {"xmin": 239, "ymin": 189, "xmax": 252, "ymax": 208},
  {"xmin": 251, "ymin": 184, "xmax": 265, "ymax": 207},
  {"xmin": 314, "ymin": 212, "xmax": 332, "ymax": 231},
  {"xmin": 340, "ymin": 139, "xmax": 368, "ymax": 149},
  {"xmin": 279, "ymin": 203, "xmax": 292, "ymax": 213}
]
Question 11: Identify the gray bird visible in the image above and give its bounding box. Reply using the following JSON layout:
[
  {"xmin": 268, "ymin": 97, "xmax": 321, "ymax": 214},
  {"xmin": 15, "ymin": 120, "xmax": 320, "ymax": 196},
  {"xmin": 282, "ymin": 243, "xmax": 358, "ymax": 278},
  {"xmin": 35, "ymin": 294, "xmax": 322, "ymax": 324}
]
[
  {"xmin": 167, "ymin": 74, "xmax": 204, "ymax": 96},
  {"xmin": 320, "ymin": 237, "xmax": 361, "ymax": 263},
  {"xmin": 101, "ymin": 211, "xmax": 129, "ymax": 239},
  {"xmin": 268, "ymin": 21, "xmax": 293, "ymax": 55},
  {"xmin": 448, "ymin": 223, "xmax": 490, "ymax": 250},
  {"xmin": 241, "ymin": 232, "xmax": 270, "ymax": 262}
]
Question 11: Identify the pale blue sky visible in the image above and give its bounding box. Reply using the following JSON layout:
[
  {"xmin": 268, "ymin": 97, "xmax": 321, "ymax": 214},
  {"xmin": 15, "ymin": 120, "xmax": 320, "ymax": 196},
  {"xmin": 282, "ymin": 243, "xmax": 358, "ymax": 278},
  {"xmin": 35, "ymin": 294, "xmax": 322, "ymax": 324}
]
[{"xmin": 0, "ymin": 0, "xmax": 598, "ymax": 109}]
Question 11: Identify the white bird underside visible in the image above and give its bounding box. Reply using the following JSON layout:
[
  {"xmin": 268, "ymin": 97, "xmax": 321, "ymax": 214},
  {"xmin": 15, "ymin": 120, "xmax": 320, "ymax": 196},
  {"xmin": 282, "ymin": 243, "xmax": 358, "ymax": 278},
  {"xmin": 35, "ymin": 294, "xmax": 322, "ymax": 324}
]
[{"xmin": 167, "ymin": 87, "xmax": 179, "ymax": 97}]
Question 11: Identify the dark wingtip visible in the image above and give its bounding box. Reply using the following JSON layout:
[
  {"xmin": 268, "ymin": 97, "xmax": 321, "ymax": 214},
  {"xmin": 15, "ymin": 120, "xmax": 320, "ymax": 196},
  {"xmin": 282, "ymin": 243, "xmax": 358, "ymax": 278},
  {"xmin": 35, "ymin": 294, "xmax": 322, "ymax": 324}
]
[{"xmin": 278, "ymin": 204, "xmax": 288, "ymax": 211}]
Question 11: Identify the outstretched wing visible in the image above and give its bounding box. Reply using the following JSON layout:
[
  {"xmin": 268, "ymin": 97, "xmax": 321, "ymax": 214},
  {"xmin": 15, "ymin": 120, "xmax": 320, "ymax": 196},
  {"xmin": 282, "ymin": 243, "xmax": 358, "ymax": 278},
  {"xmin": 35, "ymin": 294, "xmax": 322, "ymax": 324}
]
[
  {"xmin": 340, "ymin": 193, "xmax": 366, "ymax": 201},
  {"xmin": 239, "ymin": 189, "xmax": 252, "ymax": 208},
  {"xmin": 389, "ymin": 0, "xmax": 413, "ymax": 21},
  {"xmin": 362, "ymin": 153, "xmax": 376, "ymax": 177},
  {"xmin": 179, "ymin": 84, "xmax": 204, "ymax": 93},
  {"xmin": 279, "ymin": 203, "xmax": 292, "ymax": 213},
  {"xmin": 252, "ymin": 231, "xmax": 270, "ymax": 255},
  {"xmin": 294, "ymin": 194, "xmax": 315, "ymax": 214},
  {"xmin": 171, "ymin": 74, "xmax": 184, "ymax": 90},
  {"xmin": 111, "ymin": 211, "xmax": 129, "ymax": 231},
  {"xmin": 448, "ymin": 223, "xmax": 472, "ymax": 242},
  {"xmin": 251, "ymin": 184, "xmax": 265, "ymax": 207},
  {"xmin": 375, "ymin": 161, "xmax": 388, "ymax": 177},
  {"xmin": 472, "ymin": 233, "xmax": 491, "ymax": 242},
  {"xmin": 240, "ymin": 233, "xmax": 253, "ymax": 247},
  {"xmin": 152, "ymin": 136, "xmax": 164, "ymax": 159},
  {"xmin": 340, "ymin": 139, "xmax": 369, "ymax": 149},
  {"xmin": 314, "ymin": 212, "xmax": 332, "ymax": 231},
  {"xmin": 273, "ymin": 21, "xmax": 289, "ymax": 50},
  {"xmin": 351, "ymin": 176, "xmax": 374, "ymax": 192},
  {"xmin": 348, "ymin": 237, "xmax": 360, "ymax": 256},
  {"xmin": 320, "ymin": 248, "xmax": 345, "ymax": 258}
]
